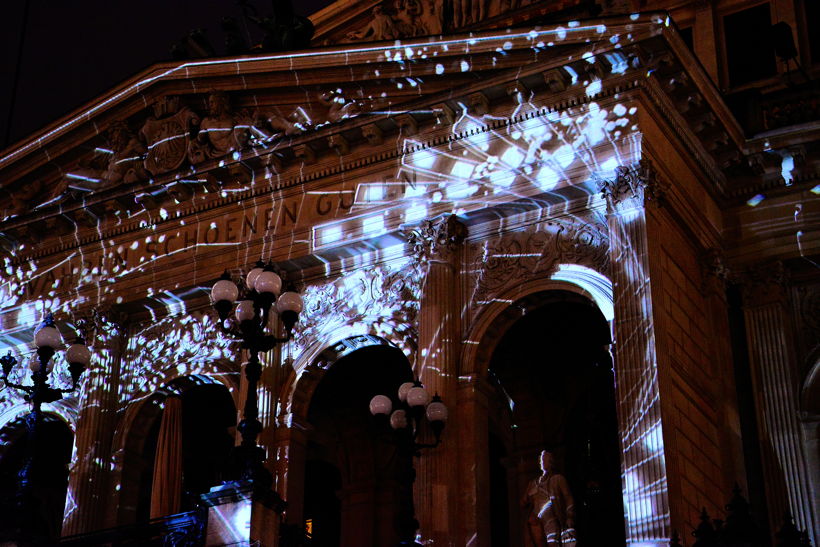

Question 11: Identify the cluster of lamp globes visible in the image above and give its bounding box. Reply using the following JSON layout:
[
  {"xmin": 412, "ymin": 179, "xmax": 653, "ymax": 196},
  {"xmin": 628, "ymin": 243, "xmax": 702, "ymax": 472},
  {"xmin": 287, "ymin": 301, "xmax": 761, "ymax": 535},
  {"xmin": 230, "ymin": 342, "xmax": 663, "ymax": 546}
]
[
  {"xmin": 210, "ymin": 261, "xmax": 304, "ymax": 333},
  {"xmin": 369, "ymin": 381, "xmax": 449, "ymax": 440},
  {"xmin": 0, "ymin": 314, "xmax": 92, "ymax": 390}
]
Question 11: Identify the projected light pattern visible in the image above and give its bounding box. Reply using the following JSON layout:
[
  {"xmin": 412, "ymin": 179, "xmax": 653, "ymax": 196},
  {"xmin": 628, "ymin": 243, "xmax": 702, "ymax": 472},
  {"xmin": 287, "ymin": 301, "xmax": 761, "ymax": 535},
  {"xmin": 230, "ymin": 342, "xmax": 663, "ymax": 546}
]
[
  {"xmin": 312, "ymin": 93, "xmax": 638, "ymax": 253},
  {"xmin": 0, "ymin": 16, "xmax": 716, "ymax": 544},
  {"xmin": 291, "ymin": 254, "xmax": 421, "ymax": 363},
  {"xmin": 607, "ymin": 188, "xmax": 670, "ymax": 544},
  {"xmin": 120, "ymin": 312, "xmax": 237, "ymax": 405}
]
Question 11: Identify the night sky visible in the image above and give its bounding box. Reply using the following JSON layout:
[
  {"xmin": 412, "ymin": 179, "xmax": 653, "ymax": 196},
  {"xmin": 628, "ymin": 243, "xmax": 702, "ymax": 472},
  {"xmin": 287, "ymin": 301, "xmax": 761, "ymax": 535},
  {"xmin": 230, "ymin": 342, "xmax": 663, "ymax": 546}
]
[{"xmin": 1, "ymin": 0, "xmax": 334, "ymax": 150}]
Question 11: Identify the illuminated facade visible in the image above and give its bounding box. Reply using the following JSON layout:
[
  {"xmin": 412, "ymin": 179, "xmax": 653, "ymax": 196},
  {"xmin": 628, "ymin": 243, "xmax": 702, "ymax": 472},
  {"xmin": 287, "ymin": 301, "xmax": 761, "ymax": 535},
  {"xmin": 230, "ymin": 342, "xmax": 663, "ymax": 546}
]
[{"xmin": 0, "ymin": 1, "xmax": 818, "ymax": 546}]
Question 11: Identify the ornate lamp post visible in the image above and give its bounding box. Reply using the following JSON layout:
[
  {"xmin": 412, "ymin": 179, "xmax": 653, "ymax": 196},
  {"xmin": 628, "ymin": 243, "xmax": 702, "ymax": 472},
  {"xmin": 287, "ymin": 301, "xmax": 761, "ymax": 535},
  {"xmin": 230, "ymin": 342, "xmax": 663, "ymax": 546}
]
[
  {"xmin": 210, "ymin": 261, "xmax": 303, "ymax": 489},
  {"xmin": 369, "ymin": 379, "xmax": 448, "ymax": 545},
  {"xmin": 0, "ymin": 313, "xmax": 91, "ymax": 539}
]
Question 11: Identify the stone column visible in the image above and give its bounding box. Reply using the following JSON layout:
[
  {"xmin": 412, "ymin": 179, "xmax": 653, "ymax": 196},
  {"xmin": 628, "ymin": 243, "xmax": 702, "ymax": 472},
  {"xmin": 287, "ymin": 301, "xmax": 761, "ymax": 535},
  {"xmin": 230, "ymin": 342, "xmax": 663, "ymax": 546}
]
[
  {"xmin": 600, "ymin": 162, "xmax": 671, "ymax": 544},
  {"xmin": 455, "ymin": 374, "xmax": 492, "ymax": 547},
  {"xmin": 407, "ymin": 215, "xmax": 467, "ymax": 545},
  {"xmin": 62, "ymin": 312, "xmax": 126, "ymax": 536},
  {"xmin": 740, "ymin": 262, "xmax": 816, "ymax": 540}
]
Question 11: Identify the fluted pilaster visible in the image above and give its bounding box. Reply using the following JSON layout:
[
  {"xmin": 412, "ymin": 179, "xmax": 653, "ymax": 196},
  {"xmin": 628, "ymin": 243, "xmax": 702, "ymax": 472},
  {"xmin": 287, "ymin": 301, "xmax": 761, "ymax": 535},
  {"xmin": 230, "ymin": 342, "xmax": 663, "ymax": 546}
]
[
  {"xmin": 740, "ymin": 262, "xmax": 816, "ymax": 541},
  {"xmin": 62, "ymin": 312, "xmax": 126, "ymax": 536},
  {"xmin": 601, "ymin": 162, "xmax": 671, "ymax": 544},
  {"xmin": 407, "ymin": 214, "xmax": 467, "ymax": 544}
]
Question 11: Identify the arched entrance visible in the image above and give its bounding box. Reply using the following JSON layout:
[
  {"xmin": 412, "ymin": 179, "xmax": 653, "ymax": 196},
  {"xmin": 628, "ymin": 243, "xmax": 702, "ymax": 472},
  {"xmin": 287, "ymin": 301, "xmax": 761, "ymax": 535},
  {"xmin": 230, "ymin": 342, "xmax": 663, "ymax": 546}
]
[
  {"xmin": 298, "ymin": 336, "xmax": 415, "ymax": 546},
  {"xmin": 118, "ymin": 374, "xmax": 237, "ymax": 524},
  {"xmin": 0, "ymin": 413, "xmax": 74, "ymax": 542},
  {"xmin": 484, "ymin": 289, "xmax": 625, "ymax": 546}
]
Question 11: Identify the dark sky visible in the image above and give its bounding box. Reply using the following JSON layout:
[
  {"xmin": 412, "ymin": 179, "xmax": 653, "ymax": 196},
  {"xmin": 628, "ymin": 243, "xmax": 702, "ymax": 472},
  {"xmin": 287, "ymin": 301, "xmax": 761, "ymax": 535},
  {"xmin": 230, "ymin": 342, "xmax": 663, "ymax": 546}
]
[{"xmin": 1, "ymin": 0, "xmax": 333, "ymax": 149}]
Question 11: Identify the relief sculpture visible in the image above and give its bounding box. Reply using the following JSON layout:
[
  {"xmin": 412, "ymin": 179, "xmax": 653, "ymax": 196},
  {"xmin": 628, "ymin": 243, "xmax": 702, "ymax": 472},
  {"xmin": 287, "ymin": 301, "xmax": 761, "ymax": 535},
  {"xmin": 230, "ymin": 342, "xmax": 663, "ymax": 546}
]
[
  {"xmin": 140, "ymin": 95, "xmax": 200, "ymax": 176},
  {"xmin": 188, "ymin": 91, "xmax": 250, "ymax": 163},
  {"xmin": 470, "ymin": 218, "xmax": 610, "ymax": 305}
]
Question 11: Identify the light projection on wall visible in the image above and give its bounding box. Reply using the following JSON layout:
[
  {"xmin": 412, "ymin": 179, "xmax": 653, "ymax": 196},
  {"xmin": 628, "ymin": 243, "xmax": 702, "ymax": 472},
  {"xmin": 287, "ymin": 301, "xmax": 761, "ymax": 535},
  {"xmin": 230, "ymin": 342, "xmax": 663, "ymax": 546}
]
[
  {"xmin": 0, "ymin": 16, "xmax": 698, "ymax": 545},
  {"xmin": 120, "ymin": 311, "xmax": 237, "ymax": 406}
]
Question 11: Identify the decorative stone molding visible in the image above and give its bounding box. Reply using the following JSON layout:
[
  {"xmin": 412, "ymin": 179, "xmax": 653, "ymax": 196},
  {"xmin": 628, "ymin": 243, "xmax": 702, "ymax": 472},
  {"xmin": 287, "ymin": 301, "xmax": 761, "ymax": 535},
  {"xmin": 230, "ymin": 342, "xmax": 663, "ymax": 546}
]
[
  {"xmin": 469, "ymin": 217, "xmax": 609, "ymax": 305},
  {"xmin": 700, "ymin": 247, "xmax": 730, "ymax": 295},
  {"xmin": 738, "ymin": 261, "xmax": 788, "ymax": 306},
  {"xmin": 597, "ymin": 160, "xmax": 666, "ymax": 208},
  {"xmin": 407, "ymin": 214, "xmax": 468, "ymax": 263},
  {"xmin": 292, "ymin": 260, "xmax": 423, "ymax": 360}
]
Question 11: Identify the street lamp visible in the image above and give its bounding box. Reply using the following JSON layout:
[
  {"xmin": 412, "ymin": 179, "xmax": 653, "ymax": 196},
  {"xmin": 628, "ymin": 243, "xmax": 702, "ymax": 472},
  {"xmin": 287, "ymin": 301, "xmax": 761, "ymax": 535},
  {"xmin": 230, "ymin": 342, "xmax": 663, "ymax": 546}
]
[
  {"xmin": 369, "ymin": 379, "xmax": 448, "ymax": 545},
  {"xmin": 210, "ymin": 261, "xmax": 303, "ymax": 488},
  {"xmin": 0, "ymin": 313, "xmax": 91, "ymax": 539}
]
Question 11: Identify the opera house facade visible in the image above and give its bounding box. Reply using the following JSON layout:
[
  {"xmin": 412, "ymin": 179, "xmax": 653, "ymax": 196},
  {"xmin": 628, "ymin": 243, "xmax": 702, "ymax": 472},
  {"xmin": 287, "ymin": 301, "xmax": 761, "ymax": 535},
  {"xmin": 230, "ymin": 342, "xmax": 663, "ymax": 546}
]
[{"xmin": 0, "ymin": 0, "xmax": 817, "ymax": 545}]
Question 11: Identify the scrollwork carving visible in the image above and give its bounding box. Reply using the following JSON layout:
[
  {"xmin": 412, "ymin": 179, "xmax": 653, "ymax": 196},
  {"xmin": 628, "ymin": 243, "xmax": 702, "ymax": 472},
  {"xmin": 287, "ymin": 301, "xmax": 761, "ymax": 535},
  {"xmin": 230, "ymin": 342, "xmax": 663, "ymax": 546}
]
[
  {"xmin": 292, "ymin": 261, "xmax": 423, "ymax": 359},
  {"xmin": 407, "ymin": 214, "xmax": 468, "ymax": 263},
  {"xmin": 597, "ymin": 160, "xmax": 666, "ymax": 208},
  {"xmin": 470, "ymin": 218, "xmax": 609, "ymax": 304}
]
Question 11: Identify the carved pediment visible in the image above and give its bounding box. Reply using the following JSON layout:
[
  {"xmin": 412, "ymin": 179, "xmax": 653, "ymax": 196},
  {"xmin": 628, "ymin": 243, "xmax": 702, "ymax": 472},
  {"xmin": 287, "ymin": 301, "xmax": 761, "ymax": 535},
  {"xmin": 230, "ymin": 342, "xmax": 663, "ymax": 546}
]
[{"xmin": 0, "ymin": 13, "xmax": 754, "ymax": 263}]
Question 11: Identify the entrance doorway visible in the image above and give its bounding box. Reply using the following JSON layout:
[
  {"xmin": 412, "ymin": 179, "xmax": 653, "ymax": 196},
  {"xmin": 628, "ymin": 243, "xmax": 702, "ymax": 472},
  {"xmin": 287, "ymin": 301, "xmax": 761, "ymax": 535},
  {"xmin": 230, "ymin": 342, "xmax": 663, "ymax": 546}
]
[
  {"xmin": 119, "ymin": 375, "xmax": 236, "ymax": 524},
  {"xmin": 487, "ymin": 290, "xmax": 625, "ymax": 546},
  {"xmin": 303, "ymin": 342, "xmax": 414, "ymax": 547}
]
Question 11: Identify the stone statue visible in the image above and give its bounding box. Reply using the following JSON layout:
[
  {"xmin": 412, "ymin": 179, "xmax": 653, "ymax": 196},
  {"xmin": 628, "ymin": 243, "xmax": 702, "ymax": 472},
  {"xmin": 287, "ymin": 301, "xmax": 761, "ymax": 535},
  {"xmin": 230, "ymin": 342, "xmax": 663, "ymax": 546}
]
[
  {"xmin": 346, "ymin": 6, "xmax": 399, "ymax": 41},
  {"xmin": 419, "ymin": 0, "xmax": 444, "ymax": 35},
  {"xmin": 104, "ymin": 121, "xmax": 148, "ymax": 185},
  {"xmin": 522, "ymin": 451, "xmax": 576, "ymax": 546},
  {"xmin": 188, "ymin": 91, "xmax": 248, "ymax": 163}
]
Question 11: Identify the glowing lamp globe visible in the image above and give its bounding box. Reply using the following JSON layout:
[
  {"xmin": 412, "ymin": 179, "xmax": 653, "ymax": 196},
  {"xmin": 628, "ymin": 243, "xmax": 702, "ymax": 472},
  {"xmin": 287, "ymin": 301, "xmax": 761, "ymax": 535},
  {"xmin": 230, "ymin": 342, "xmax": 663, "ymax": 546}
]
[
  {"xmin": 426, "ymin": 399, "xmax": 448, "ymax": 423},
  {"xmin": 211, "ymin": 278, "xmax": 239, "ymax": 303},
  {"xmin": 397, "ymin": 382, "xmax": 414, "ymax": 402},
  {"xmin": 34, "ymin": 325, "xmax": 62, "ymax": 351},
  {"xmin": 406, "ymin": 386, "xmax": 430, "ymax": 408},
  {"xmin": 66, "ymin": 343, "xmax": 91, "ymax": 367},
  {"xmin": 276, "ymin": 291, "xmax": 303, "ymax": 333},
  {"xmin": 254, "ymin": 270, "xmax": 282, "ymax": 297},
  {"xmin": 235, "ymin": 300, "xmax": 255, "ymax": 323},
  {"xmin": 369, "ymin": 394, "xmax": 392, "ymax": 416},
  {"xmin": 28, "ymin": 355, "xmax": 42, "ymax": 372},
  {"xmin": 245, "ymin": 261, "xmax": 265, "ymax": 290},
  {"xmin": 390, "ymin": 409, "xmax": 408, "ymax": 429}
]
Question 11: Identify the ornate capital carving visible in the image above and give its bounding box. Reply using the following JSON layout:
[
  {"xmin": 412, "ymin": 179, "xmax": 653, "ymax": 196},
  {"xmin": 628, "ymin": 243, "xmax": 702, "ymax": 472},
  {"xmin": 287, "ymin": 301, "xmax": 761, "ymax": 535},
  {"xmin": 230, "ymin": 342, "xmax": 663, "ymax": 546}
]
[
  {"xmin": 407, "ymin": 215, "xmax": 468, "ymax": 263},
  {"xmin": 700, "ymin": 248, "xmax": 730, "ymax": 296},
  {"xmin": 738, "ymin": 261, "xmax": 788, "ymax": 306},
  {"xmin": 597, "ymin": 160, "xmax": 666, "ymax": 209}
]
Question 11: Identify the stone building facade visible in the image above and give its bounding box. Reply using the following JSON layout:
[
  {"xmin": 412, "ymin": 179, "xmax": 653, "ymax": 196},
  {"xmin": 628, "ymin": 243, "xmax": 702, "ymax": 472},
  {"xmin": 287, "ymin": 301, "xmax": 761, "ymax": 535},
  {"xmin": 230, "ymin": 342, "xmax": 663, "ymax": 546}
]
[{"xmin": 0, "ymin": 0, "xmax": 818, "ymax": 545}]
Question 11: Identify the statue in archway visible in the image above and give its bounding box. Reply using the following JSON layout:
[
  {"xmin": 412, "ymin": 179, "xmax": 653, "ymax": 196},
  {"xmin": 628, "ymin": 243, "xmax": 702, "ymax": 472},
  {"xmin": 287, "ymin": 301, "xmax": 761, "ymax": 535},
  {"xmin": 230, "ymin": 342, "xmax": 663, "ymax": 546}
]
[{"xmin": 522, "ymin": 450, "xmax": 576, "ymax": 546}]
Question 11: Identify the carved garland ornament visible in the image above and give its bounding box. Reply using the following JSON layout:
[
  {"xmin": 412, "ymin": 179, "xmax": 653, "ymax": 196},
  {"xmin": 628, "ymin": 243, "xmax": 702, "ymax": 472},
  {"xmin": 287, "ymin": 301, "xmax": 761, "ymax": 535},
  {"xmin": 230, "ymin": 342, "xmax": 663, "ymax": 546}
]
[
  {"xmin": 292, "ymin": 260, "xmax": 423, "ymax": 359},
  {"xmin": 470, "ymin": 218, "xmax": 610, "ymax": 304}
]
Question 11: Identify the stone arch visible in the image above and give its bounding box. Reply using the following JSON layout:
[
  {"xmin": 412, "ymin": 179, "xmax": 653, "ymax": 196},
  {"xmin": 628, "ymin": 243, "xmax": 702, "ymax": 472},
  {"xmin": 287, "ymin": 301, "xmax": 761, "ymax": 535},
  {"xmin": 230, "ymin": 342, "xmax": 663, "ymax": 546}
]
[
  {"xmin": 462, "ymin": 265, "xmax": 614, "ymax": 379},
  {"xmin": 457, "ymin": 266, "xmax": 616, "ymax": 545},
  {"xmin": 280, "ymin": 326, "xmax": 414, "ymax": 420},
  {"xmin": 275, "ymin": 333, "xmax": 414, "ymax": 532},
  {"xmin": 0, "ymin": 398, "xmax": 79, "ymax": 434},
  {"xmin": 108, "ymin": 370, "xmax": 239, "ymax": 526}
]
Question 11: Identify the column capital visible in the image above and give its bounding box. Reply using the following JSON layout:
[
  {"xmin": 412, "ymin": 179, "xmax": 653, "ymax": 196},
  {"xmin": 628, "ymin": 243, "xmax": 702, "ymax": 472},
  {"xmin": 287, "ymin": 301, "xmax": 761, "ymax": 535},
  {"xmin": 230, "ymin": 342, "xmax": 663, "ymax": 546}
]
[
  {"xmin": 737, "ymin": 261, "xmax": 789, "ymax": 307},
  {"xmin": 407, "ymin": 214, "xmax": 468, "ymax": 263},
  {"xmin": 700, "ymin": 247, "xmax": 731, "ymax": 296},
  {"xmin": 597, "ymin": 160, "xmax": 667, "ymax": 211}
]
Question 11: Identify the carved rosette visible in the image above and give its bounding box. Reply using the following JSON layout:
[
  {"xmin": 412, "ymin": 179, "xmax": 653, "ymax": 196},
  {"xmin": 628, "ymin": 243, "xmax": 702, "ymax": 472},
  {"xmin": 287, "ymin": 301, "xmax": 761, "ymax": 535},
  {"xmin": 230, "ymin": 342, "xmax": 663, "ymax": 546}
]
[
  {"xmin": 407, "ymin": 214, "xmax": 468, "ymax": 263},
  {"xmin": 597, "ymin": 160, "xmax": 666, "ymax": 209},
  {"xmin": 469, "ymin": 217, "xmax": 610, "ymax": 305}
]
